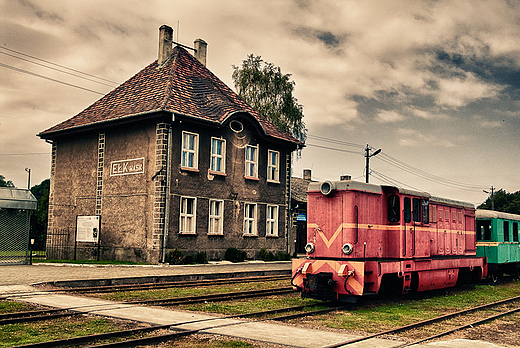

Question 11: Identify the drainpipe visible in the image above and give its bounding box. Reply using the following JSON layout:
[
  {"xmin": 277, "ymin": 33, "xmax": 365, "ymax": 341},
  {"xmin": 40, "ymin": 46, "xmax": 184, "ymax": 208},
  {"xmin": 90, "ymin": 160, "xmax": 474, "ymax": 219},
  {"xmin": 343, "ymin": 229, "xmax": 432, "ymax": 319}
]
[
  {"xmin": 161, "ymin": 117, "xmax": 174, "ymax": 263},
  {"xmin": 286, "ymin": 151, "xmax": 292, "ymax": 255}
]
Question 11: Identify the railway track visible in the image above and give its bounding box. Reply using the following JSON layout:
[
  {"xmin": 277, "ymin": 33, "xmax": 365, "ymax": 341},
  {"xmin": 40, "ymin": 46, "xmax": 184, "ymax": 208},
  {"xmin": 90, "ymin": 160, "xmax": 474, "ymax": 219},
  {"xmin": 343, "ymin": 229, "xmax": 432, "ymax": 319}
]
[
  {"xmin": 5, "ymin": 301, "xmax": 348, "ymax": 348},
  {"xmin": 56, "ymin": 274, "xmax": 291, "ymax": 293},
  {"xmin": 324, "ymin": 294, "xmax": 520, "ymax": 347}
]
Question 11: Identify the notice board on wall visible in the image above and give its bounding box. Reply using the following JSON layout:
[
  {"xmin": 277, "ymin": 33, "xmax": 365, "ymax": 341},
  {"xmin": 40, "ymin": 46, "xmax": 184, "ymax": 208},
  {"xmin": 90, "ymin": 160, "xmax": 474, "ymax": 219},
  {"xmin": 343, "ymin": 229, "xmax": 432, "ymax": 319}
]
[{"xmin": 76, "ymin": 215, "xmax": 100, "ymax": 243}]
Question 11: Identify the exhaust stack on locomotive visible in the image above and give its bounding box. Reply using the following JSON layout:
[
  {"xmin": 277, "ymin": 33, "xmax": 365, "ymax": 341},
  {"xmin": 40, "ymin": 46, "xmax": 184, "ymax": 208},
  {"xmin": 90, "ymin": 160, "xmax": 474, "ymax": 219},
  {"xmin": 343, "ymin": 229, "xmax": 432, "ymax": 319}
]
[{"xmin": 292, "ymin": 179, "xmax": 487, "ymax": 302}]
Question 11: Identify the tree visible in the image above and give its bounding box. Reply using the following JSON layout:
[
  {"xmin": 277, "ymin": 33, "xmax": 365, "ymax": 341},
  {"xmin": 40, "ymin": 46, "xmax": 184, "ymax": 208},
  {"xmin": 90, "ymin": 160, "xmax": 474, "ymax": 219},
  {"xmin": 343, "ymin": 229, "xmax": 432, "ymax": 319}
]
[
  {"xmin": 30, "ymin": 179, "xmax": 50, "ymax": 250},
  {"xmin": 478, "ymin": 189, "xmax": 520, "ymax": 215},
  {"xmin": 0, "ymin": 174, "xmax": 15, "ymax": 187},
  {"xmin": 232, "ymin": 54, "xmax": 307, "ymax": 143}
]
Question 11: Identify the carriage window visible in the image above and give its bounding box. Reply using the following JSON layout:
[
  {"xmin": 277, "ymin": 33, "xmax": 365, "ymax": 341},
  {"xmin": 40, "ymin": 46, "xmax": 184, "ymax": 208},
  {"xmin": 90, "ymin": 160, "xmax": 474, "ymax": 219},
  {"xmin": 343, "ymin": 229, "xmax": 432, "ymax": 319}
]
[
  {"xmin": 404, "ymin": 197, "xmax": 411, "ymax": 223},
  {"xmin": 387, "ymin": 194, "xmax": 400, "ymax": 222},
  {"xmin": 476, "ymin": 220, "xmax": 491, "ymax": 241},
  {"xmin": 504, "ymin": 221, "xmax": 510, "ymax": 242},
  {"xmin": 422, "ymin": 200, "xmax": 429, "ymax": 224},
  {"xmin": 412, "ymin": 198, "xmax": 421, "ymax": 222},
  {"xmin": 513, "ymin": 222, "xmax": 519, "ymax": 242}
]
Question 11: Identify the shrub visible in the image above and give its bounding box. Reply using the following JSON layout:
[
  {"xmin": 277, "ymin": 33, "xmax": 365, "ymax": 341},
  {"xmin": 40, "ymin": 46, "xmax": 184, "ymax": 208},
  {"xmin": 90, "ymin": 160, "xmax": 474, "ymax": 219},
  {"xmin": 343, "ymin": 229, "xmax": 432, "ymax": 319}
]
[
  {"xmin": 193, "ymin": 251, "xmax": 208, "ymax": 264},
  {"xmin": 166, "ymin": 249, "xmax": 208, "ymax": 265},
  {"xmin": 275, "ymin": 251, "xmax": 291, "ymax": 261},
  {"xmin": 166, "ymin": 249, "xmax": 184, "ymax": 265},
  {"xmin": 224, "ymin": 247, "xmax": 246, "ymax": 263},
  {"xmin": 258, "ymin": 248, "xmax": 276, "ymax": 261}
]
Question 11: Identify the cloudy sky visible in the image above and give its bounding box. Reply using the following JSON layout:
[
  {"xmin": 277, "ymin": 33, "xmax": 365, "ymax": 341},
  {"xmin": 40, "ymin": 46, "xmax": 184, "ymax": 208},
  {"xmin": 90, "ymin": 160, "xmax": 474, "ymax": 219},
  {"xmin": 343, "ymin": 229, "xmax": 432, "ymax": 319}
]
[{"xmin": 1, "ymin": 0, "xmax": 519, "ymax": 205}]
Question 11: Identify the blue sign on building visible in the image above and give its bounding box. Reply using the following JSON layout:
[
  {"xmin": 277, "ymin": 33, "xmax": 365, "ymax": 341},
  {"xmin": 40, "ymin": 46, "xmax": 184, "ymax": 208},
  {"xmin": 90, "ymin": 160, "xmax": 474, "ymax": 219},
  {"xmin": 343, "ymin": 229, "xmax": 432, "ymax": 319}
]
[{"xmin": 296, "ymin": 213, "xmax": 307, "ymax": 222}]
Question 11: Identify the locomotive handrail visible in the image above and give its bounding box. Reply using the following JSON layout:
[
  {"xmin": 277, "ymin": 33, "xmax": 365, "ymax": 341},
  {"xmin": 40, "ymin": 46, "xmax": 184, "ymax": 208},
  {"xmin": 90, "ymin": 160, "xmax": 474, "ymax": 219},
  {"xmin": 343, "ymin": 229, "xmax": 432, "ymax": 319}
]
[{"xmin": 354, "ymin": 205, "xmax": 359, "ymax": 244}]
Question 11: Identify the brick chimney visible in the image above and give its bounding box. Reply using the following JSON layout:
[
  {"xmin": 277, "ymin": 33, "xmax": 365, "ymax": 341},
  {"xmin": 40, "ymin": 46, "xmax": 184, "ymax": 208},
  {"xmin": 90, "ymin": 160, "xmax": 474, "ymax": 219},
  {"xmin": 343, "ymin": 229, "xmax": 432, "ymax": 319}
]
[
  {"xmin": 194, "ymin": 39, "xmax": 207, "ymax": 66},
  {"xmin": 303, "ymin": 169, "xmax": 312, "ymax": 180},
  {"xmin": 158, "ymin": 25, "xmax": 173, "ymax": 66}
]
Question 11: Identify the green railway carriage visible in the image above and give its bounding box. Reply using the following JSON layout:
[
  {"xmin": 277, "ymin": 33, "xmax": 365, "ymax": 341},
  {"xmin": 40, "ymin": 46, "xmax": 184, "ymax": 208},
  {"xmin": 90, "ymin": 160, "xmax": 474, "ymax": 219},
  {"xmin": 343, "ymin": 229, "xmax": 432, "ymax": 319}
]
[{"xmin": 476, "ymin": 209, "xmax": 520, "ymax": 280}]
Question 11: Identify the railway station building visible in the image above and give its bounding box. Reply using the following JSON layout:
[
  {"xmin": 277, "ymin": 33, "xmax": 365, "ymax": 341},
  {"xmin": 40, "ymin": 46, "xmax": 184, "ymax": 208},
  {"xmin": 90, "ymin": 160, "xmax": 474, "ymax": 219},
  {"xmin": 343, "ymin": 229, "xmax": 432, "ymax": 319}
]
[{"xmin": 38, "ymin": 25, "xmax": 301, "ymax": 263}]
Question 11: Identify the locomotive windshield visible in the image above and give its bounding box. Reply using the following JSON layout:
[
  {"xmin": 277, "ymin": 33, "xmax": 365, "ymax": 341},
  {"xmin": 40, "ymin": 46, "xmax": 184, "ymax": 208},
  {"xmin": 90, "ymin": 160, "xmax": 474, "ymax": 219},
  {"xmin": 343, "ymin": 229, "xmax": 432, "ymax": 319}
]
[{"xmin": 387, "ymin": 194, "xmax": 400, "ymax": 222}]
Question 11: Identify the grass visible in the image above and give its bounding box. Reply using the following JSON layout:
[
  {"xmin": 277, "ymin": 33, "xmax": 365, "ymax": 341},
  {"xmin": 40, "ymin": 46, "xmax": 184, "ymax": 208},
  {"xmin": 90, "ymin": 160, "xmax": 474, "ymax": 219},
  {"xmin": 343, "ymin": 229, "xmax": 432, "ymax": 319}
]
[
  {"xmin": 0, "ymin": 301, "xmax": 39, "ymax": 314},
  {"xmin": 0, "ymin": 316, "xmax": 129, "ymax": 348},
  {"xmin": 292, "ymin": 281, "xmax": 520, "ymax": 334},
  {"xmin": 181, "ymin": 295, "xmax": 324, "ymax": 315},
  {"xmin": 95, "ymin": 279, "xmax": 291, "ymax": 301}
]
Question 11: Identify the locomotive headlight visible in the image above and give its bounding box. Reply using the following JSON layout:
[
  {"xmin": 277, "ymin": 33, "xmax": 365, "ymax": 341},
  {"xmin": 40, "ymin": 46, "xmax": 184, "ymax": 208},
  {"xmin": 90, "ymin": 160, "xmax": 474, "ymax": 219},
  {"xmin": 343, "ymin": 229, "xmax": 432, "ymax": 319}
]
[
  {"xmin": 342, "ymin": 243, "xmax": 353, "ymax": 255},
  {"xmin": 320, "ymin": 181, "xmax": 335, "ymax": 196},
  {"xmin": 304, "ymin": 243, "xmax": 315, "ymax": 254}
]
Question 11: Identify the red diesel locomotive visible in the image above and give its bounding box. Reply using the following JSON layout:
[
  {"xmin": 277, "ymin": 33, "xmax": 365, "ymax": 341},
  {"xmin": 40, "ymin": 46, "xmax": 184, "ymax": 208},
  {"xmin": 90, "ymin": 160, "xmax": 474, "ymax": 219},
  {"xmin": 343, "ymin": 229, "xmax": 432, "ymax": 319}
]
[{"xmin": 292, "ymin": 179, "xmax": 487, "ymax": 301}]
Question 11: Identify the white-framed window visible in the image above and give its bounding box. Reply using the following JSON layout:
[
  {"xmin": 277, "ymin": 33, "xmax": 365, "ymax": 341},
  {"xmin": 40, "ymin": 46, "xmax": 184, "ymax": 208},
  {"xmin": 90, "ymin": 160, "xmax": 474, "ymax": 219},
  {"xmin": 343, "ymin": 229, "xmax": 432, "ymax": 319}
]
[
  {"xmin": 210, "ymin": 137, "xmax": 226, "ymax": 173},
  {"xmin": 243, "ymin": 203, "xmax": 257, "ymax": 235},
  {"xmin": 181, "ymin": 131, "xmax": 199, "ymax": 169},
  {"xmin": 267, "ymin": 150, "xmax": 280, "ymax": 182},
  {"xmin": 266, "ymin": 204, "xmax": 279, "ymax": 236},
  {"xmin": 208, "ymin": 199, "xmax": 224, "ymax": 235},
  {"xmin": 180, "ymin": 196, "xmax": 196, "ymax": 234},
  {"xmin": 245, "ymin": 144, "xmax": 258, "ymax": 179}
]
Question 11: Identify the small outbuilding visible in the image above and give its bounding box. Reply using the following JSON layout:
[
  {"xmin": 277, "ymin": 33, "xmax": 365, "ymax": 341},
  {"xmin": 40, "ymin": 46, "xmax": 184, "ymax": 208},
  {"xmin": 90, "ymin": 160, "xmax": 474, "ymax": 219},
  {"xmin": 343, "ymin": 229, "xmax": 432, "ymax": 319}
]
[{"xmin": 0, "ymin": 187, "xmax": 37, "ymax": 265}]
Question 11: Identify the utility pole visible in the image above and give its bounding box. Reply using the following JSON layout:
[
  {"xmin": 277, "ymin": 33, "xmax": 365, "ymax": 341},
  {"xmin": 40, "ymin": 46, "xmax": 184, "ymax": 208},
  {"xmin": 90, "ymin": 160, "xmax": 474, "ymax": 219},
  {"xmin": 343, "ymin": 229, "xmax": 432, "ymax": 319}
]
[
  {"xmin": 364, "ymin": 144, "xmax": 381, "ymax": 183},
  {"xmin": 25, "ymin": 167, "xmax": 31, "ymax": 189},
  {"xmin": 483, "ymin": 186, "xmax": 495, "ymax": 210}
]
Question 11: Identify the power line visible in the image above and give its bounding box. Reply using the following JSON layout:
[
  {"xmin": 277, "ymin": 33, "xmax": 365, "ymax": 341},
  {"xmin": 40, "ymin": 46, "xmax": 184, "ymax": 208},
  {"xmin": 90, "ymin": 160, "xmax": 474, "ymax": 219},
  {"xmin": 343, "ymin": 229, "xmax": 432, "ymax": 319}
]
[
  {"xmin": 0, "ymin": 51, "xmax": 117, "ymax": 88},
  {"xmin": 306, "ymin": 143, "xmax": 363, "ymax": 155},
  {"xmin": 0, "ymin": 62, "xmax": 106, "ymax": 95},
  {"xmin": 0, "ymin": 46, "xmax": 119, "ymax": 85},
  {"xmin": 307, "ymin": 134, "xmax": 365, "ymax": 149}
]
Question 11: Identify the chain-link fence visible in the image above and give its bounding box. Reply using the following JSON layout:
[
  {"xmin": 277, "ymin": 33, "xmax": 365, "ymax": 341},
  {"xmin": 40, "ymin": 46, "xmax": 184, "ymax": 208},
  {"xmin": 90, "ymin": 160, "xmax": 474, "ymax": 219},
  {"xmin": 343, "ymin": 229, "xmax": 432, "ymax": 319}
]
[{"xmin": 0, "ymin": 209, "xmax": 30, "ymax": 265}]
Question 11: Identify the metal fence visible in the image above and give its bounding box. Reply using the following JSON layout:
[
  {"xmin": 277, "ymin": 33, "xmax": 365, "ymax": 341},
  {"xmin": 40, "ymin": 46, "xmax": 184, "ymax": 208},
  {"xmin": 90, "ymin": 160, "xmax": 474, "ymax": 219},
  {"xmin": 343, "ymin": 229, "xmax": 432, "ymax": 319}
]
[
  {"xmin": 0, "ymin": 209, "xmax": 30, "ymax": 265},
  {"xmin": 46, "ymin": 228, "xmax": 73, "ymax": 260}
]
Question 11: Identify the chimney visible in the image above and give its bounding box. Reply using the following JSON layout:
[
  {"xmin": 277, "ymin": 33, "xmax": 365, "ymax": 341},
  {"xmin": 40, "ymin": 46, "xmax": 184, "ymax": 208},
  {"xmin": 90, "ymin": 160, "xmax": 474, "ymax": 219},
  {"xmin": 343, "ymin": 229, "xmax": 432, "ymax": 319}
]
[
  {"xmin": 158, "ymin": 25, "xmax": 173, "ymax": 66},
  {"xmin": 340, "ymin": 175, "xmax": 352, "ymax": 181},
  {"xmin": 303, "ymin": 169, "xmax": 312, "ymax": 181},
  {"xmin": 194, "ymin": 39, "xmax": 207, "ymax": 66}
]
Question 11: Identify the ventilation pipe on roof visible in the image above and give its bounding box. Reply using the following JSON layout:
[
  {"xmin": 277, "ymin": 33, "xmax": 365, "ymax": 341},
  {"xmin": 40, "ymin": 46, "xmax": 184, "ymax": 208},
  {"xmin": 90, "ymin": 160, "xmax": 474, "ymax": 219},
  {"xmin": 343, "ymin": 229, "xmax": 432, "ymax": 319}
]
[
  {"xmin": 194, "ymin": 39, "xmax": 207, "ymax": 66},
  {"xmin": 158, "ymin": 25, "xmax": 173, "ymax": 66}
]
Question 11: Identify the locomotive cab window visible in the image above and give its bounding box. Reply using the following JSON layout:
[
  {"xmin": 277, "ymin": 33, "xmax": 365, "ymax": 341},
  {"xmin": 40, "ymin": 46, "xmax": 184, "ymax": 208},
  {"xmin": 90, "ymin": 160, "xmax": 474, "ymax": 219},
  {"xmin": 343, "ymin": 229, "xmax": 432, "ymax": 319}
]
[
  {"xmin": 476, "ymin": 220, "xmax": 491, "ymax": 241},
  {"xmin": 412, "ymin": 198, "xmax": 421, "ymax": 222},
  {"xmin": 404, "ymin": 197, "xmax": 411, "ymax": 223},
  {"xmin": 387, "ymin": 194, "xmax": 400, "ymax": 222},
  {"xmin": 513, "ymin": 222, "xmax": 519, "ymax": 242},
  {"xmin": 421, "ymin": 200, "xmax": 429, "ymax": 224}
]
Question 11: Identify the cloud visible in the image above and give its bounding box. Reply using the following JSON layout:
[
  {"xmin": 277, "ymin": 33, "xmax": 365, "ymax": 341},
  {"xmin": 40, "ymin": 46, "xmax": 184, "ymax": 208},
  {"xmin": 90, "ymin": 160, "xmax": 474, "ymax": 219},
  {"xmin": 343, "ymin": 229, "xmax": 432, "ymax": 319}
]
[
  {"xmin": 376, "ymin": 110, "xmax": 404, "ymax": 123},
  {"xmin": 397, "ymin": 128, "xmax": 455, "ymax": 148}
]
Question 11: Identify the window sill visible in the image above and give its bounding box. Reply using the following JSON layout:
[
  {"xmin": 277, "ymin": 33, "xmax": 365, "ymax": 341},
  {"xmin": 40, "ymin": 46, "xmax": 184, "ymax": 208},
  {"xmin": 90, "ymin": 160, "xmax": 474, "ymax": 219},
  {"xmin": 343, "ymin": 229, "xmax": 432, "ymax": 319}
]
[
  {"xmin": 242, "ymin": 233, "xmax": 258, "ymax": 237},
  {"xmin": 180, "ymin": 166, "xmax": 199, "ymax": 173},
  {"xmin": 209, "ymin": 171, "xmax": 227, "ymax": 176},
  {"xmin": 179, "ymin": 232, "xmax": 197, "ymax": 235},
  {"xmin": 207, "ymin": 232, "xmax": 224, "ymax": 236},
  {"xmin": 244, "ymin": 176, "xmax": 259, "ymax": 181},
  {"xmin": 267, "ymin": 179, "xmax": 280, "ymax": 184},
  {"xmin": 266, "ymin": 234, "xmax": 279, "ymax": 238}
]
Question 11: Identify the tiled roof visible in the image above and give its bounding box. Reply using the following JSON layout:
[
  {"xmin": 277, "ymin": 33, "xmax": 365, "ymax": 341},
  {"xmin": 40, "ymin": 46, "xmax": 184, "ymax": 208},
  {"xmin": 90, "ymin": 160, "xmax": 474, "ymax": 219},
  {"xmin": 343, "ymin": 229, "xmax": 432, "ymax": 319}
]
[
  {"xmin": 38, "ymin": 46, "xmax": 301, "ymax": 145},
  {"xmin": 291, "ymin": 177, "xmax": 314, "ymax": 203}
]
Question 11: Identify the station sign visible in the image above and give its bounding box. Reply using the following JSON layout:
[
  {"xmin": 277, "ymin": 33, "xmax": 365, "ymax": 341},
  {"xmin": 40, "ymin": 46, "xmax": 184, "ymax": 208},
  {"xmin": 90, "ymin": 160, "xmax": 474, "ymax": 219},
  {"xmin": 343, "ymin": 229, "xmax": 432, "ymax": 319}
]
[{"xmin": 110, "ymin": 157, "xmax": 145, "ymax": 176}]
